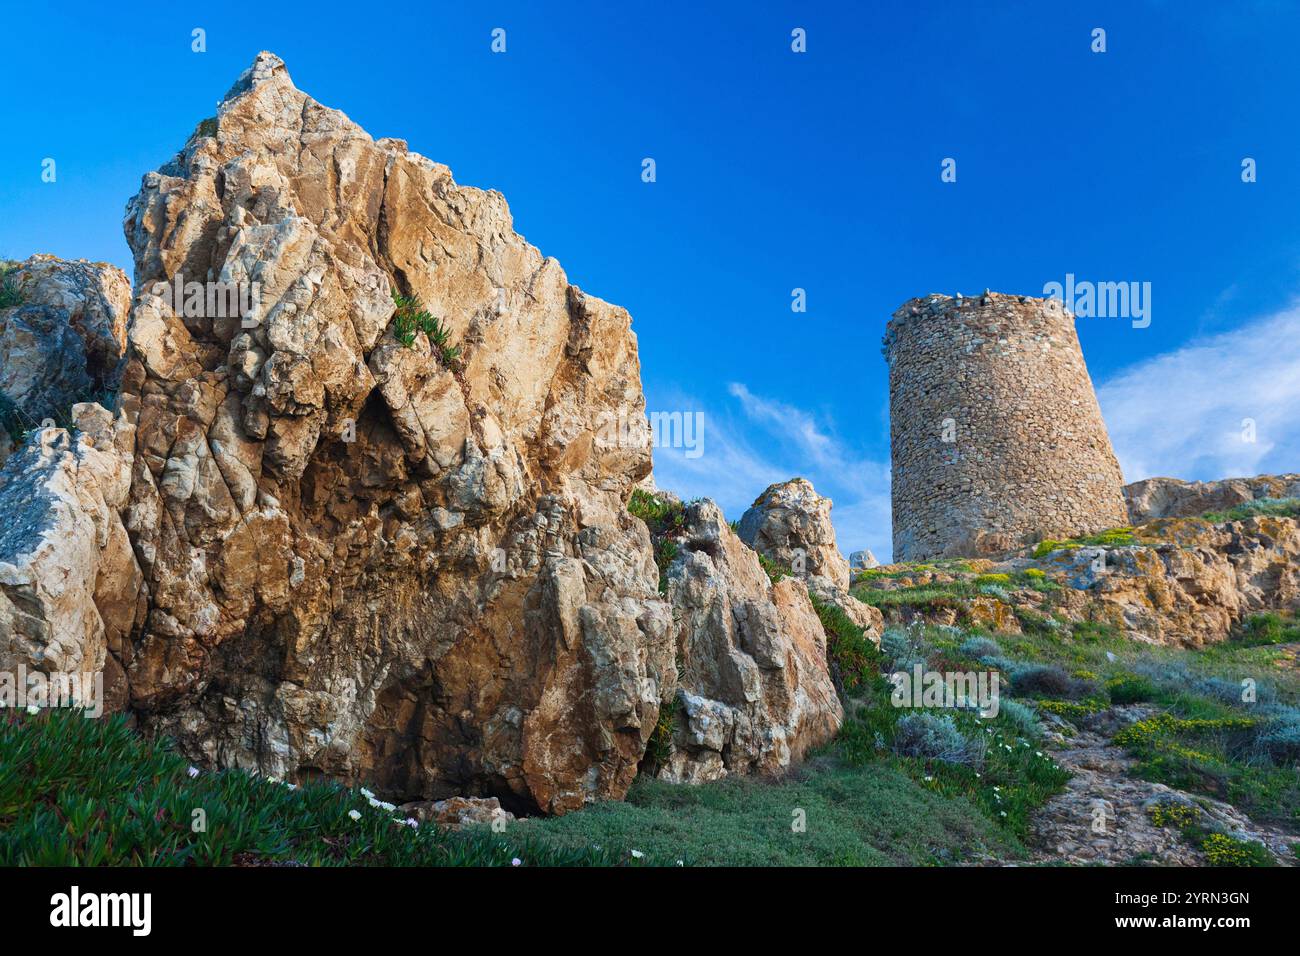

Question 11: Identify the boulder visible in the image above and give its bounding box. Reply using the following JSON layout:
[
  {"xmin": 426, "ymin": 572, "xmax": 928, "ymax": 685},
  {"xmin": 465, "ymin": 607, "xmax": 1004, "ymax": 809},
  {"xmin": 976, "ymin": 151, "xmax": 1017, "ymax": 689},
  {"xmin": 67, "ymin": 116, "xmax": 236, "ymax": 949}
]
[
  {"xmin": 109, "ymin": 51, "xmax": 675, "ymax": 814},
  {"xmin": 657, "ymin": 500, "xmax": 843, "ymax": 783},
  {"xmin": 0, "ymin": 256, "xmax": 131, "ymax": 466},
  {"xmin": 398, "ymin": 796, "xmax": 513, "ymax": 830},
  {"xmin": 0, "ymin": 404, "xmax": 142, "ymax": 713},
  {"xmin": 1124, "ymin": 474, "xmax": 1300, "ymax": 524},
  {"xmin": 737, "ymin": 478, "xmax": 851, "ymax": 588},
  {"xmin": 849, "ymin": 549, "xmax": 879, "ymax": 571}
]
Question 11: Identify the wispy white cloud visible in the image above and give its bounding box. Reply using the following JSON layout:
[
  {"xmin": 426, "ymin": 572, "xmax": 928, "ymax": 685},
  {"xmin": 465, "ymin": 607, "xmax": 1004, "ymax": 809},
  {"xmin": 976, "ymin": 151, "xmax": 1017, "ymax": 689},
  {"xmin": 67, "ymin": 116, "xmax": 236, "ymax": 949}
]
[
  {"xmin": 1098, "ymin": 301, "xmax": 1300, "ymax": 483},
  {"xmin": 648, "ymin": 382, "xmax": 893, "ymax": 561}
]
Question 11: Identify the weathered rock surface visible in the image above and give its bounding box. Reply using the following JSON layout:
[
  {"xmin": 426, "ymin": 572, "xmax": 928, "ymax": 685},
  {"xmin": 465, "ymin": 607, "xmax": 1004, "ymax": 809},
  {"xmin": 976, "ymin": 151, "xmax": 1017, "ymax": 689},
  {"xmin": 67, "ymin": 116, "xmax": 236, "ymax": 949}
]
[
  {"xmin": 738, "ymin": 478, "xmax": 851, "ymax": 588},
  {"xmin": 398, "ymin": 795, "xmax": 513, "ymax": 830},
  {"xmin": 849, "ymin": 549, "xmax": 879, "ymax": 571},
  {"xmin": 1028, "ymin": 706, "xmax": 1296, "ymax": 866},
  {"xmin": 109, "ymin": 51, "xmax": 678, "ymax": 814},
  {"xmin": 657, "ymin": 500, "xmax": 843, "ymax": 783},
  {"xmin": 1125, "ymin": 473, "xmax": 1300, "ymax": 524},
  {"xmin": 0, "ymin": 256, "xmax": 131, "ymax": 465},
  {"xmin": 0, "ymin": 404, "xmax": 141, "ymax": 712},
  {"xmin": 862, "ymin": 514, "xmax": 1300, "ymax": 647}
]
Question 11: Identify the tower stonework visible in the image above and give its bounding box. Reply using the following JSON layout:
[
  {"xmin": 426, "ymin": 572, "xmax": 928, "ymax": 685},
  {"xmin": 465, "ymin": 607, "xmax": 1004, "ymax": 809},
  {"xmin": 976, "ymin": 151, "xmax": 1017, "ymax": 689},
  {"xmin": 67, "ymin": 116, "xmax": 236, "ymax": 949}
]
[{"xmin": 884, "ymin": 292, "xmax": 1128, "ymax": 562}]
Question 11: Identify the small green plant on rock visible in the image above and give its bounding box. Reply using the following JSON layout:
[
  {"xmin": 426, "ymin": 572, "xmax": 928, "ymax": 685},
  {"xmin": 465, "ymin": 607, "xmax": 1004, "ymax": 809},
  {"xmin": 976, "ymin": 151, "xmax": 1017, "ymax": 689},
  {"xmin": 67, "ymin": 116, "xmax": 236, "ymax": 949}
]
[
  {"xmin": 392, "ymin": 292, "xmax": 460, "ymax": 366},
  {"xmin": 1147, "ymin": 801, "xmax": 1200, "ymax": 829},
  {"xmin": 0, "ymin": 262, "xmax": 23, "ymax": 309}
]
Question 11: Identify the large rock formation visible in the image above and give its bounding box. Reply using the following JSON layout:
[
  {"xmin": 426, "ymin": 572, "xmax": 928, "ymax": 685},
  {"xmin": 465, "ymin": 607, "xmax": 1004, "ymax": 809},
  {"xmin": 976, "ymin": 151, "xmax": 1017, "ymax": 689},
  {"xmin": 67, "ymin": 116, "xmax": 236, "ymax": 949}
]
[
  {"xmin": 106, "ymin": 51, "xmax": 684, "ymax": 814},
  {"xmin": 0, "ymin": 256, "xmax": 131, "ymax": 466},
  {"xmin": 738, "ymin": 478, "xmax": 851, "ymax": 588},
  {"xmin": 736, "ymin": 477, "xmax": 881, "ymax": 638},
  {"xmin": 0, "ymin": 405, "xmax": 141, "ymax": 712},
  {"xmin": 658, "ymin": 501, "xmax": 843, "ymax": 783},
  {"xmin": 1125, "ymin": 474, "xmax": 1300, "ymax": 524}
]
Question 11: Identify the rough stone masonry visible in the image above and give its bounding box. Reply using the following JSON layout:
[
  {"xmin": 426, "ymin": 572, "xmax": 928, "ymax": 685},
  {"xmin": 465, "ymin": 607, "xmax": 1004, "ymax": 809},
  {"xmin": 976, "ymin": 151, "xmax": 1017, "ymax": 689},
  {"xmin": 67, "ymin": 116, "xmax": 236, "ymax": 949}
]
[{"xmin": 884, "ymin": 292, "xmax": 1128, "ymax": 561}]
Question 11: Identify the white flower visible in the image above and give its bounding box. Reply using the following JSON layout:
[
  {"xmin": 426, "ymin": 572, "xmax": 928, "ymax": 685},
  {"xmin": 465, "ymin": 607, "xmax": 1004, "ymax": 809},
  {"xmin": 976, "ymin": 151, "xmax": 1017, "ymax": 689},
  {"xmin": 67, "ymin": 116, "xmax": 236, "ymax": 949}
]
[
  {"xmin": 511, "ymin": 857, "xmax": 522, "ymax": 866},
  {"xmin": 999, "ymin": 811, "xmax": 1007, "ymax": 817},
  {"xmin": 1035, "ymin": 751, "xmax": 1043, "ymax": 757},
  {"xmin": 26, "ymin": 704, "xmax": 39, "ymax": 715},
  {"xmin": 187, "ymin": 766, "xmax": 200, "ymax": 779},
  {"xmin": 630, "ymin": 849, "xmax": 644, "ymax": 859},
  {"xmin": 676, "ymin": 860, "xmax": 684, "ymax": 867},
  {"xmin": 348, "ymin": 809, "xmax": 362, "ymax": 821},
  {"xmin": 924, "ymin": 775, "xmax": 933, "ymax": 782},
  {"xmin": 360, "ymin": 787, "xmax": 375, "ymax": 800},
  {"xmin": 403, "ymin": 818, "xmax": 419, "ymax": 829},
  {"xmin": 285, "ymin": 782, "xmax": 298, "ymax": 791}
]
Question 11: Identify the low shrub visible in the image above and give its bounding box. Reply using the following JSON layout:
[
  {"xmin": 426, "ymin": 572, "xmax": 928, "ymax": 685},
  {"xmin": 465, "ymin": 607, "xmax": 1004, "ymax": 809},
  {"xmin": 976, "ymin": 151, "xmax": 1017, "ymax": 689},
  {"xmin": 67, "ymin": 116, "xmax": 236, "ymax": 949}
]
[
  {"xmin": 1200, "ymin": 832, "xmax": 1273, "ymax": 867},
  {"xmin": 1106, "ymin": 674, "xmax": 1157, "ymax": 705},
  {"xmin": 892, "ymin": 713, "xmax": 984, "ymax": 768},
  {"xmin": 957, "ymin": 636, "xmax": 1001, "ymax": 660},
  {"xmin": 997, "ymin": 699, "xmax": 1042, "ymax": 738},
  {"xmin": 1147, "ymin": 801, "xmax": 1200, "ymax": 829},
  {"xmin": 1252, "ymin": 712, "xmax": 1300, "ymax": 765},
  {"xmin": 1010, "ymin": 663, "xmax": 1090, "ymax": 700}
]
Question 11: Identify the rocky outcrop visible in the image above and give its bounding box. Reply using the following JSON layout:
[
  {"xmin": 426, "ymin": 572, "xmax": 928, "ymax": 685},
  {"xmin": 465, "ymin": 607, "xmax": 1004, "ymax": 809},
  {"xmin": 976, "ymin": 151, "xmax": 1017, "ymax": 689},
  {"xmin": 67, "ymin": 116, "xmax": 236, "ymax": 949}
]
[
  {"xmin": 107, "ymin": 51, "xmax": 678, "ymax": 814},
  {"xmin": 738, "ymin": 478, "xmax": 851, "ymax": 588},
  {"xmin": 862, "ymin": 513, "xmax": 1300, "ymax": 648},
  {"xmin": 1125, "ymin": 474, "xmax": 1300, "ymax": 524},
  {"xmin": 0, "ymin": 256, "xmax": 131, "ymax": 466},
  {"xmin": 398, "ymin": 795, "xmax": 513, "ymax": 830},
  {"xmin": 849, "ymin": 549, "xmax": 879, "ymax": 571},
  {"xmin": 0, "ymin": 404, "xmax": 142, "ymax": 712},
  {"xmin": 657, "ymin": 500, "xmax": 843, "ymax": 783},
  {"xmin": 1038, "ymin": 515, "xmax": 1300, "ymax": 647}
]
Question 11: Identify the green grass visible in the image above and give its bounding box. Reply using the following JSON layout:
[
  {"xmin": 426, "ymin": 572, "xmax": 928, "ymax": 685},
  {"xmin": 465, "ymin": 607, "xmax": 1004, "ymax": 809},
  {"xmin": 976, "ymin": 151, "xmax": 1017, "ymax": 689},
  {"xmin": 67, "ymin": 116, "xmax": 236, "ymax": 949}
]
[
  {"xmin": 853, "ymin": 580, "xmax": 976, "ymax": 609},
  {"xmin": 0, "ymin": 710, "xmax": 671, "ymax": 867},
  {"xmin": 757, "ymin": 552, "xmax": 789, "ymax": 583},
  {"xmin": 513, "ymin": 759, "xmax": 1020, "ymax": 866},
  {"xmin": 1033, "ymin": 526, "xmax": 1139, "ymax": 558},
  {"xmin": 810, "ymin": 594, "xmax": 883, "ymax": 692},
  {"xmin": 1202, "ymin": 497, "xmax": 1300, "ymax": 523},
  {"xmin": 951, "ymin": 612, "xmax": 1300, "ymax": 830},
  {"xmin": 1236, "ymin": 611, "xmax": 1300, "ymax": 646}
]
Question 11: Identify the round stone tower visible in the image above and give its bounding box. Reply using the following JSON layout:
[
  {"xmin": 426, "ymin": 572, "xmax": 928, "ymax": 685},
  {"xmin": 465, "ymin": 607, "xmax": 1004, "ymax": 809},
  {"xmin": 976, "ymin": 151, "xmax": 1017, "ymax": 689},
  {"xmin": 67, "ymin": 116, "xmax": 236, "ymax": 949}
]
[{"xmin": 884, "ymin": 292, "xmax": 1128, "ymax": 562}]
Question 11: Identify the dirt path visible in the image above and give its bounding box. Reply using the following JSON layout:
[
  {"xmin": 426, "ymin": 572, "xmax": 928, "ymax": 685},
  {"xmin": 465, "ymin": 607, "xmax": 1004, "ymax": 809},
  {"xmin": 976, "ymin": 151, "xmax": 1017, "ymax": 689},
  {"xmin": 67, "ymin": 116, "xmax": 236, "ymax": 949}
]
[{"xmin": 1027, "ymin": 705, "xmax": 1297, "ymax": 866}]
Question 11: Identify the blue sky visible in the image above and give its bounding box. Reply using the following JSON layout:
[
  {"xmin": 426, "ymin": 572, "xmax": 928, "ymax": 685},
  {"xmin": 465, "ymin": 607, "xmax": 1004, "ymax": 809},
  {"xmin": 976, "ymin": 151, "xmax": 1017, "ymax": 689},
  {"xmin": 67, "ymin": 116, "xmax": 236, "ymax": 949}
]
[{"xmin": 3, "ymin": 1, "xmax": 1300, "ymax": 560}]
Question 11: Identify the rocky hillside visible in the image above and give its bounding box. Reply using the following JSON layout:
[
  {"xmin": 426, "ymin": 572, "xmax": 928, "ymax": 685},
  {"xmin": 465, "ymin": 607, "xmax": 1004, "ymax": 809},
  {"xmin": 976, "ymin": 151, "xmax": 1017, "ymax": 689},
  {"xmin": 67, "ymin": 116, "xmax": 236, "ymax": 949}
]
[{"xmin": 855, "ymin": 500, "xmax": 1300, "ymax": 649}]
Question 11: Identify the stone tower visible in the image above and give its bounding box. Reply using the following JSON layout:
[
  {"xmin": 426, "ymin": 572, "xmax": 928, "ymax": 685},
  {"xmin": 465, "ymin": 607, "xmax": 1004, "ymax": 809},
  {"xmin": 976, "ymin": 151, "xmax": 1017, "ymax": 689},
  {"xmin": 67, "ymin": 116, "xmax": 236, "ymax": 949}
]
[{"xmin": 884, "ymin": 292, "xmax": 1128, "ymax": 561}]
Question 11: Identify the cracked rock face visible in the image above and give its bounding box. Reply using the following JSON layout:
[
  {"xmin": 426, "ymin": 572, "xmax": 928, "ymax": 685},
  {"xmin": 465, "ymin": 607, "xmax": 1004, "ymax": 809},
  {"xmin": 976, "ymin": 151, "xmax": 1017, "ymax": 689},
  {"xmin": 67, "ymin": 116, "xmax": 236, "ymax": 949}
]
[
  {"xmin": 738, "ymin": 478, "xmax": 851, "ymax": 589},
  {"xmin": 114, "ymin": 51, "xmax": 676, "ymax": 814},
  {"xmin": 1124, "ymin": 474, "xmax": 1300, "ymax": 524},
  {"xmin": 0, "ymin": 404, "xmax": 142, "ymax": 713},
  {"xmin": 0, "ymin": 256, "xmax": 131, "ymax": 466},
  {"xmin": 658, "ymin": 500, "xmax": 843, "ymax": 783}
]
